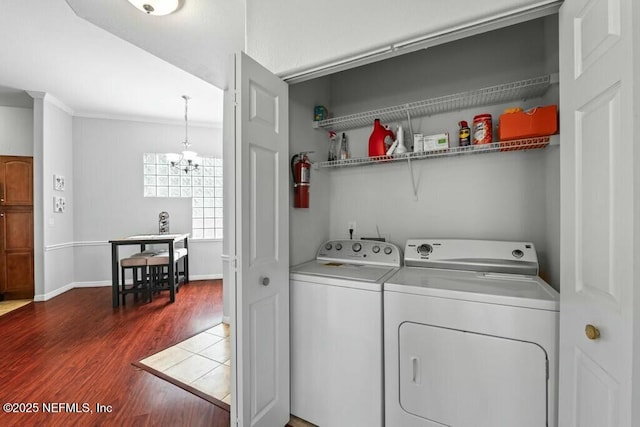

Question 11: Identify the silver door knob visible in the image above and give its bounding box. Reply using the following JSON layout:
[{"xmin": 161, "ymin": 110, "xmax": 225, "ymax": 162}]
[{"xmin": 261, "ymin": 277, "xmax": 270, "ymax": 286}]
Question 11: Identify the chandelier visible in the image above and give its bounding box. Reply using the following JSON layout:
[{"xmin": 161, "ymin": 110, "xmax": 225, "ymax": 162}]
[{"xmin": 167, "ymin": 95, "xmax": 200, "ymax": 174}]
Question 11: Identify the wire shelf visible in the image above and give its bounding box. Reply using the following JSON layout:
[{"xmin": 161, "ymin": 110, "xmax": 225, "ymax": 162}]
[
  {"xmin": 313, "ymin": 75, "xmax": 553, "ymax": 132},
  {"xmin": 315, "ymin": 136, "xmax": 554, "ymax": 169}
]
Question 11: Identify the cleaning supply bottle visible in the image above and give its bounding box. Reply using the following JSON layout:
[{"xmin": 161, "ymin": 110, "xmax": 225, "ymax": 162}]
[
  {"xmin": 395, "ymin": 125, "xmax": 407, "ymax": 154},
  {"xmin": 368, "ymin": 119, "xmax": 395, "ymax": 157},
  {"xmin": 339, "ymin": 133, "xmax": 349, "ymax": 159},
  {"xmin": 328, "ymin": 131, "xmax": 337, "ymax": 161},
  {"xmin": 458, "ymin": 121, "xmax": 471, "ymax": 146}
]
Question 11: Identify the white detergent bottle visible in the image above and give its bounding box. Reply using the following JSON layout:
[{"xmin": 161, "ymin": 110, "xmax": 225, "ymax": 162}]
[{"xmin": 395, "ymin": 125, "xmax": 407, "ymax": 154}]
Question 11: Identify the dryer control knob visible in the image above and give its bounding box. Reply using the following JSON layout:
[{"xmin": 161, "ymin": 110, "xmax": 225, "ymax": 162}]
[
  {"xmin": 372, "ymin": 245, "xmax": 380, "ymax": 253},
  {"xmin": 352, "ymin": 242, "xmax": 362, "ymax": 252},
  {"xmin": 335, "ymin": 243, "xmax": 343, "ymax": 250},
  {"xmin": 384, "ymin": 246, "xmax": 393, "ymax": 255},
  {"xmin": 417, "ymin": 244, "xmax": 433, "ymax": 256},
  {"xmin": 512, "ymin": 249, "xmax": 524, "ymax": 258},
  {"xmin": 325, "ymin": 243, "xmax": 333, "ymax": 251}
]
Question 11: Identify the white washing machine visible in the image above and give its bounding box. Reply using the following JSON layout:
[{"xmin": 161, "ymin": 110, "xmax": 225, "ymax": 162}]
[
  {"xmin": 384, "ymin": 239, "xmax": 559, "ymax": 427},
  {"xmin": 290, "ymin": 239, "xmax": 402, "ymax": 427}
]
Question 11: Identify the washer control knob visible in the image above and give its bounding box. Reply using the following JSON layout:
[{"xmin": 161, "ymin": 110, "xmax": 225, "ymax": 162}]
[
  {"xmin": 352, "ymin": 242, "xmax": 362, "ymax": 252},
  {"xmin": 384, "ymin": 246, "xmax": 393, "ymax": 255},
  {"xmin": 372, "ymin": 245, "xmax": 380, "ymax": 253},
  {"xmin": 512, "ymin": 249, "xmax": 524, "ymax": 258},
  {"xmin": 325, "ymin": 243, "xmax": 333, "ymax": 251},
  {"xmin": 335, "ymin": 243, "xmax": 343, "ymax": 250},
  {"xmin": 417, "ymin": 244, "xmax": 433, "ymax": 256}
]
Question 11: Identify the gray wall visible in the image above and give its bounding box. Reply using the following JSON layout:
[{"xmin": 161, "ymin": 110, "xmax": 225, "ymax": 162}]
[
  {"xmin": 289, "ymin": 16, "xmax": 561, "ymax": 288},
  {"xmin": 42, "ymin": 98, "xmax": 75, "ymax": 297},
  {"xmin": 72, "ymin": 117, "xmax": 223, "ymax": 284},
  {"xmin": 289, "ymin": 76, "xmax": 333, "ymax": 266}
]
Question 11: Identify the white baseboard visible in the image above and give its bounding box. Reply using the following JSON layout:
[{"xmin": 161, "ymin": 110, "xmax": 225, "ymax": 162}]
[
  {"xmin": 34, "ymin": 275, "xmax": 223, "ymax": 301},
  {"xmin": 34, "ymin": 283, "xmax": 75, "ymax": 302},
  {"xmin": 189, "ymin": 274, "xmax": 223, "ymax": 281},
  {"xmin": 73, "ymin": 280, "xmax": 111, "ymax": 288}
]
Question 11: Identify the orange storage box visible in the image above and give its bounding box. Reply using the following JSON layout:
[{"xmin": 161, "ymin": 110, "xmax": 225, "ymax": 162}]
[{"xmin": 498, "ymin": 105, "xmax": 558, "ymax": 141}]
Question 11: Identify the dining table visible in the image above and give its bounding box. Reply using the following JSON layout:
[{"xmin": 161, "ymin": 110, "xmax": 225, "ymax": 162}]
[{"xmin": 109, "ymin": 233, "xmax": 189, "ymax": 308}]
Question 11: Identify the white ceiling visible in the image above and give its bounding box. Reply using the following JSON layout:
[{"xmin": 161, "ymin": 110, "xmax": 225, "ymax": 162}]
[{"xmin": 0, "ymin": 0, "xmax": 244, "ymax": 125}]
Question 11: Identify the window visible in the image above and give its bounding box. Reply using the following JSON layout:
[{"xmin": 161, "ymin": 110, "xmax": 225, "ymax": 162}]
[{"xmin": 143, "ymin": 153, "xmax": 223, "ymax": 239}]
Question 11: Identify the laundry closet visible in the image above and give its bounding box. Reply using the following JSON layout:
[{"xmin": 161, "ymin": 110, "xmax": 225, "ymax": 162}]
[
  {"xmin": 289, "ymin": 15, "xmax": 560, "ymax": 290},
  {"xmin": 233, "ymin": 0, "xmax": 638, "ymax": 425}
]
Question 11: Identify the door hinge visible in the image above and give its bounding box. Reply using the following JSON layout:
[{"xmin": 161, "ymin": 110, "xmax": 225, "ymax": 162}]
[{"xmin": 221, "ymin": 254, "xmax": 238, "ymax": 272}]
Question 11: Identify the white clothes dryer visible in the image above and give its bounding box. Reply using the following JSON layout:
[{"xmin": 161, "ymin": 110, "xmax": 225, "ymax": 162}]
[
  {"xmin": 384, "ymin": 239, "xmax": 559, "ymax": 427},
  {"xmin": 290, "ymin": 239, "xmax": 402, "ymax": 427}
]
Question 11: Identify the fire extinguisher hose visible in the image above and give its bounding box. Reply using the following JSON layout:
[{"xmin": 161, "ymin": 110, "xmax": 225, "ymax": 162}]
[{"xmin": 291, "ymin": 154, "xmax": 299, "ymax": 185}]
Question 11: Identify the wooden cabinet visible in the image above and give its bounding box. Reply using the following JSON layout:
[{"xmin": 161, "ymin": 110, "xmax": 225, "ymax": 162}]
[
  {"xmin": 1, "ymin": 158, "xmax": 33, "ymax": 206},
  {"xmin": 0, "ymin": 156, "xmax": 34, "ymax": 299}
]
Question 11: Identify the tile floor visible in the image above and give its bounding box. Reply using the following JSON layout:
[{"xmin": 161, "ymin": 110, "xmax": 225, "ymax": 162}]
[
  {"xmin": 139, "ymin": 323, "xmax": 231, "ymax": 404},
  {"xmin": 0, "ymin": 299, "xmax": 31, "ymax": 317},
  {"xmin": 140, "ymin": 323, "xmax": 319, "ymax": 426}
]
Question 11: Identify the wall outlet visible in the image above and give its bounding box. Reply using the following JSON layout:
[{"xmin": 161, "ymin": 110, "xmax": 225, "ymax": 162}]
[{"xmin": 348, "ymin": 221, "xmax": 356, "ymax": 234}]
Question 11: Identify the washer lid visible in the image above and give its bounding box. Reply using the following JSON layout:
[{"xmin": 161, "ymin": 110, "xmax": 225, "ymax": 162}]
[
  {"xmin": 291, "ymin": 260, "xmax": 396, "ymax": 283},
  {"xmin": 385, "ymin": 267, "xmax": 559, "ymax": 311}
]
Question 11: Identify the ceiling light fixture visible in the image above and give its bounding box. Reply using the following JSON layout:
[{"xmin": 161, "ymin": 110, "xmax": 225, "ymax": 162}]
[
  {"xmin": 127, "ymin": 0, "xmax": 180, "ymax": 16},
  {"xmin": 167, "ymin": 95, "xmax": 200, "ymax": 174}
]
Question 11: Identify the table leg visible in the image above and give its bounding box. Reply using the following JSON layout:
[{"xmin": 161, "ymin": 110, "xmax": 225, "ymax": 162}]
[
  {"xmin": 184, "ymin": 237, "xmax": 189, "ymax": 282},
  {"xmin": 168, "ymin": 243, "xmax": 175, "ymax": 303},
  {"xmin": 111, "ymin": 243, "xmax": 119, "ymax": 308}
]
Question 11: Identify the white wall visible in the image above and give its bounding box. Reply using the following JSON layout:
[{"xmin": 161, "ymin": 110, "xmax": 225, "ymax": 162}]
[
  {"xmin": 72, "ymin": 117, "xmax": 223, "ymax": 284},
  {"xmin": 294, "ymin": 17, "xmax": 561, "ymax": 288},
  {"xmin": 0, "ymin": 106, "xmax": 33, "ymax": 156},
  {"xmin": 247, "ymin": 0, "xmax": 559, "ymax": 78}
]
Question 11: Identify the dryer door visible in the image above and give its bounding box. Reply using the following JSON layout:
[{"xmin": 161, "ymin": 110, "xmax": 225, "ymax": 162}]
[{"xmin": 399, "ymin": 322, "xmax": 548, "ymax": 427}]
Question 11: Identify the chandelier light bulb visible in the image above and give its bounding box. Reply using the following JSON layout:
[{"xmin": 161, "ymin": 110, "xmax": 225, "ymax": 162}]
[
  {"xmin": 166, "ymin": 152, "xmax": 181, "ymax": 163},
  {"xmin": 127, "ymin": 0, "xmax": 180, "ymax": 16},
  {"xmin": 182, "ymin": 150, "xmax": 198, "ymax": 161}
]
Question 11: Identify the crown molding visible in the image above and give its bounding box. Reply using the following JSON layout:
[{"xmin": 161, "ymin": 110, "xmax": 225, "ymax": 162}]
[
  {"xmin": 73, "ymin": 111, "xmax": 221, "ymax": 129},
  {"xmin": 26, "ymin": 91, "xmax": 75, "ymax": 115},
  {"xmin": 25, "ymin": 92, "xmax": 220, "ymax": 128}
]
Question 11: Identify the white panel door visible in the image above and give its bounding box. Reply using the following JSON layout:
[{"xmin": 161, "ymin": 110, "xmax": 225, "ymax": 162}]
[
  {"xmin": 226, "ymin": 52, "xmax": 290, "ymax": 427},
  {"xmin": 558, "ymin": 0, "xmax": 635, "ymax": 426}
]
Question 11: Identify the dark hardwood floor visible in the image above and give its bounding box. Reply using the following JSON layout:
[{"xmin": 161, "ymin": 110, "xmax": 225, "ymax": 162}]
[{"xmin": 0, "ymin": 280, "xmax": 230, "ymax": 427}]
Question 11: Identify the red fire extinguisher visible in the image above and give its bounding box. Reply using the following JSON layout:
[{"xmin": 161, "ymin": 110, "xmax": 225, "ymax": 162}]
[{"xmin": 291, "ymin": 152, "xmax": 313, "ymax": 208}]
